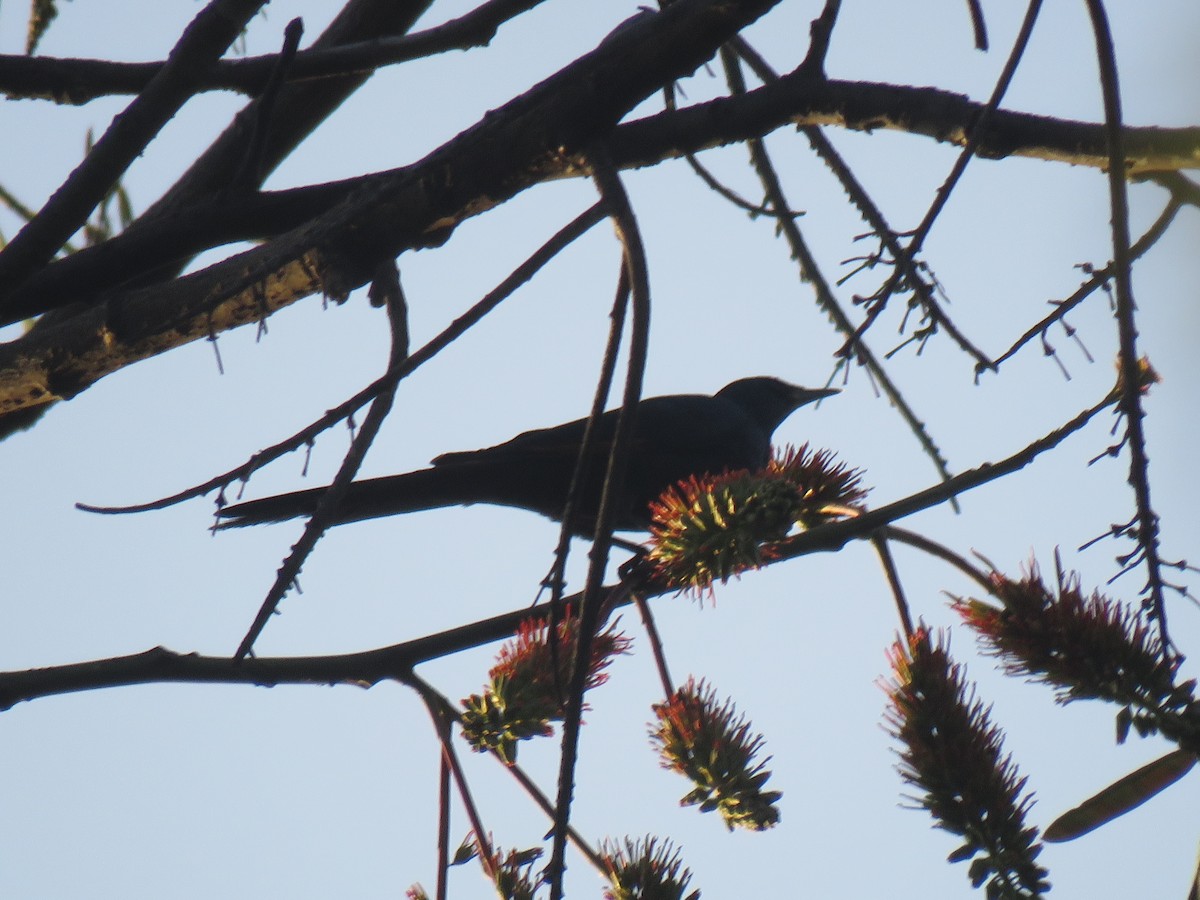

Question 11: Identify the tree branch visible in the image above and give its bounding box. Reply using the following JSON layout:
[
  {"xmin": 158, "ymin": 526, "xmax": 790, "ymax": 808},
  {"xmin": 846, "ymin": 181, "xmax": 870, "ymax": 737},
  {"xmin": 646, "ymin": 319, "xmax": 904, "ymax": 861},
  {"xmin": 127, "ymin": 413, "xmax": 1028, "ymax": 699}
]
[
  {"xmin": 16, "ymin": 70, "xmax": 1193, "ymax": 321},
  {"xmin": 0, "ymin": 0, "xmax": 783, "ymax": 421},
  {"xmin": 548, "ymin": 149, "xmax": 651, "ymax": 900},
  {"xmin": 1, "ymin": 387, "xmax": 1119, "ymax": 711},
  {"xmin": 0, "ymin": 0, "xmax": 549, "ymax": 104},
  {"xmin": 1083, "ymin": 0, "xmax": 1169, "ymax": 650},
  {"xmin": 0, "ymin": 0, "xmax": 268, "ymax": 294},
  {"xmin": 2, "ymin": 25, "xmax": 1194, "ymax": 419},
  {"xmin": 610, "ymin": 76, "xmax": 1200, "ymax": 176}
]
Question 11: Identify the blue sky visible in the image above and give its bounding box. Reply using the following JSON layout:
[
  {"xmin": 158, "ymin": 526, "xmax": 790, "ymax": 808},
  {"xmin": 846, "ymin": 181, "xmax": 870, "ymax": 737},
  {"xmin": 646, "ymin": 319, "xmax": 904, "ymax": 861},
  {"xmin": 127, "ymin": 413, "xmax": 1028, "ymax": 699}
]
[{"xmin": 2, "ymin": 2, "xmax": 1198, "ymax": 897}]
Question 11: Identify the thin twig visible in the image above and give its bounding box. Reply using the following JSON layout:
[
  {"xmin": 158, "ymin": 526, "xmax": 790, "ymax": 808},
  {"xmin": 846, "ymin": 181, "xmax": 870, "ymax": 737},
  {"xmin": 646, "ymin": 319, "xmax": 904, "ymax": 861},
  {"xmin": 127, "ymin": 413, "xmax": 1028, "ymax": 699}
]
[
  {"xmin": 1083, "ymin": 0, "xmax": 1170, "ymax": 652},
  {"xmin": 232, "ymin": 273, "xmax": 408, "ymax": 658},
  {"xmin": 1140, "ymin": 172, "xmax": 1200, "ymax": 208},
  {"xmin": 633, "ymin": 593, "xmax": 675, "ymax": 698},
  {"xmin": 682, "ymin": 153, "xmax": 784, "ymax": 217},
  {"xmin": 412, "ymin": 681, "xmax": 497, "ymax": 882},
  {"xmin": 993, "ymin": 196, "xmax": 1181, "ymax": 367},
  {"xmin": 503, "ymin": 763, "xmax": 606, "ymax": 872},
  {"xmin": 546, "ymin": 264, "xmax": 630, "ymax": 606},
  {"xmin": 233, "ymin": 18, "xmax": 305, "ymax": 188},
  {"xmin": 548, "ymin": 149, "xmax": 652, "ymax": 900},
  {"xmin": 837, "ymin": 0, "xmax": 1043, "ymax": 377},
  {"xmin": 543, "ymin": 261, "xmax": 629, "ymax": 721},
  {"xmin": 414, "ymin": 676, "xmax": 606, "ymax": 873},
  {"xmin": 964, "ymin": 0, "xmax": 989, "ymax": 50},
  {"xmin": 881, "ymin": 525, "xmax": 994, "ymax": 592},
  {"xmin": 731, "ymin": 37, "xmax": 996, "ymax": 373},
  {"xmin": 720, "ymin": 45, "xmax": 962, "ymax": 509},
  {"xmin": 913, "ymin": 0, "xmax": 1042, "ymax": 255},
  {"xmin": 871, "ymin": 532, "xmax": 914, "ymax": 637},
  {"xmin": 436, "ymin": 738, "xmax": 451, "ymax": 900},
  {"xmin": 76, "ymin": 204, "xmax": 606, "ymax": 516}
]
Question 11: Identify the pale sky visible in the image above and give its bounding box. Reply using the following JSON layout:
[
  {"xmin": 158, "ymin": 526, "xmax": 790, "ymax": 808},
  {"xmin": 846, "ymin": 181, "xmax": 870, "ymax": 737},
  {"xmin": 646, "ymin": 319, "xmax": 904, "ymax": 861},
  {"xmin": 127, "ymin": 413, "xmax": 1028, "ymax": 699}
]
[{"xmin": 2, "ymin": 2, "xmax": 1199, "ymax": 898}]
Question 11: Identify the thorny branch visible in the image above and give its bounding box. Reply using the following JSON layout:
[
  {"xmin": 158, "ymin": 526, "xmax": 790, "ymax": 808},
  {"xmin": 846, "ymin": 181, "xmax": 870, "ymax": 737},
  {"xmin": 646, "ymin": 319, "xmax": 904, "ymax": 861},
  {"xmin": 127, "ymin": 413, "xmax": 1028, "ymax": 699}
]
[
  {"xmin": 548, "ymin": 149, "xmax": 652, "ymax": 900},
  {"xmin": 993, "ymin": 195, "xmax": 1182, "ymax": 368},
  {"xmin": 3, "ymin": 384, "xmax": 1121, "ymax": 711},
  {"xmin": 844, "ymin": 0, "xmax": 1045, "ymax": 377},
  {"xmin": 75, "ymin": 204, "xmax": 606, "ymax": 517},
  {"xmin": 232, "ymin": 267, "xmax": 408, "ymax": 659},
  {"xmin": 719, "ymin": 43, "xmax": 960, "ymax": 506},
  {"xmin": 1083, "ymin": 0, "xmax": 1171, "ymax": 652}
]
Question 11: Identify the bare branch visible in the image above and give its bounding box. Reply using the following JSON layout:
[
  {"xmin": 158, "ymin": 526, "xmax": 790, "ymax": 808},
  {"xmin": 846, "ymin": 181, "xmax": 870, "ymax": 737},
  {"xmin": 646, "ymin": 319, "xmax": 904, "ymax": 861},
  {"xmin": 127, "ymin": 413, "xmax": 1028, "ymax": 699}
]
[
  {"xmin": 75, "ymin": 203, "xmax": 606, "ymax": 515},
  {"xmin": 549, "ymin": 147, "xmax": 652, "ymax": 900},
  {"xmin": 7, "ymin": 388, "xmax": 1122, "ymax": 711},
  {"xmin": 0, "ymin": 0, "xmax": 785, "ymax": 423},
  {"xmin": 232, "ymin": 270, "xmax": 408, "ymax": 659},
  {"xmin": 610, "ymin": 77, "xmax": 1200, "ymax": 177},
  {"xmin": 0, "ymin": 0, "xmax": 268, "ymax": 294},
  {"xmin": 720, "ymin": 46, "xmax": 961, "ymax": 507},
  {"xmin": 994, "ymin": 196, "xmax": 1182, "ymax": 368},
  {"xmin": 0, "ymin": 0, "xmax": 551, "ymax": 104},
  {"xmin": 1083, "ymin": 0, "xmax": 1170, "ymax": 651}
]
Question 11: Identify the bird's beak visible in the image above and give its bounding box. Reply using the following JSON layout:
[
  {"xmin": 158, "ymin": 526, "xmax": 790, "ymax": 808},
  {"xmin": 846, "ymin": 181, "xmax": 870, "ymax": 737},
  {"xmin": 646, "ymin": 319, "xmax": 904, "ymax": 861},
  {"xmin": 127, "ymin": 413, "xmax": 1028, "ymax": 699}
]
[{"xmin": 798, "ymin": 386, "xmax": 839, "ymax": 405}]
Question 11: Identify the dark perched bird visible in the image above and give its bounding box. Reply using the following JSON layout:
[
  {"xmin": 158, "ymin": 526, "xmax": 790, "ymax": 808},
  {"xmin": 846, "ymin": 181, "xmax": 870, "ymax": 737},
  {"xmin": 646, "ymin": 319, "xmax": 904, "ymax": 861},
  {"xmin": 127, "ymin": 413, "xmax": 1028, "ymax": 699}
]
[{"xmin": 216, "ymin": 377, "xmax": 836, "ymax": 535}]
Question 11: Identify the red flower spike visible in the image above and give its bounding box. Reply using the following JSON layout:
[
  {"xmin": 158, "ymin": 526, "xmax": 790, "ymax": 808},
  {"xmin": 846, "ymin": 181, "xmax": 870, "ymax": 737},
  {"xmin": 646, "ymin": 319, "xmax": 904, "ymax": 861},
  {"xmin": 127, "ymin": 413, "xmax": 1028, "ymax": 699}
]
[
  {"xmin": 460, "ymin": 608, "xmax": 631, "ymax": 763},
  {"xmin": 599, "ymin": 835, "xmax": 700, "ymax": 900},
  {"xmin": 650, "ymin": 678, "xmax": 781, "ymax": 832},
  {"xmin": 883, "ymin": 630, "xmax": 1050, "ymax": 899},
  {"xmin": 952, "ymin": 561, "xmax": 1194, "ymax": 743},
  {"xmin": 646, "ymin": 444, "xmax": 867, "ymax": 595}
]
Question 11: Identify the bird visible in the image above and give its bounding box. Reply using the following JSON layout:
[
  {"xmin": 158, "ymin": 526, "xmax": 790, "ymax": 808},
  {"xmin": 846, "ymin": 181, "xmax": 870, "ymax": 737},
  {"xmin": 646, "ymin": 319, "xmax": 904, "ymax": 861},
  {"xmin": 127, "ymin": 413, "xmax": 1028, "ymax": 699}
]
[{"xmin": 215, "ymin": 377, "xmax": 836, "ymax": 535}]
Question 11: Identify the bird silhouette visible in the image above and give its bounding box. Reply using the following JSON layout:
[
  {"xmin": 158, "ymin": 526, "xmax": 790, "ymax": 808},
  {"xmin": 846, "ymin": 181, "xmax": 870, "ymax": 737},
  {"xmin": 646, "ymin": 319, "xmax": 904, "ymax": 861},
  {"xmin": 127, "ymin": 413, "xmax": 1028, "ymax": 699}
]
[{"xmin": 215, "ymin": 377, "xmax": 836, "ymax": 535}]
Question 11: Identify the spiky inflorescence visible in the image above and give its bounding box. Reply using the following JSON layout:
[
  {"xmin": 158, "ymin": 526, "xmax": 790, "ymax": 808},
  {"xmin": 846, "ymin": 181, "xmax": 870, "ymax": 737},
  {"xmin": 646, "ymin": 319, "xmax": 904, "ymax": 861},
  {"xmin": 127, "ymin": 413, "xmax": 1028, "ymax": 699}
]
[
  {"xmin": 952, "ymin": 562, "xmax": 1197, "ymax": 747},
  {"xmin": 460, "ymin": 609, "xmax": 631, "ymax": 763},
  {"xmin": 650, "ymin": 678, "xmax": 781, "ymax": 832},
  {"xmin": 647, "ymin": 444, "xmax": 867, "ymax": 594},
  {"xmin": 883, "ymin": 630, "xmax": 1050, "ymax": 899},
  {"xmin": 453, "ymin": 842, "xmax": 543, "ymax": 900},
  {"xmin": 599, "ymin": 836, "xmax": 700, "ymax": 900}
]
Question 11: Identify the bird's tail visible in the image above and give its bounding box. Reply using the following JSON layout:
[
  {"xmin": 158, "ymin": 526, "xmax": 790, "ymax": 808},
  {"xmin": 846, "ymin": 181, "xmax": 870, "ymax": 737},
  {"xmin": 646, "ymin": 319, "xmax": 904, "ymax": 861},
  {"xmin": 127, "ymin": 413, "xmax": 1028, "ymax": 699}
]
[{"xmin": 214, "ymin": 468, "xmax": 471, "ymax": 529}]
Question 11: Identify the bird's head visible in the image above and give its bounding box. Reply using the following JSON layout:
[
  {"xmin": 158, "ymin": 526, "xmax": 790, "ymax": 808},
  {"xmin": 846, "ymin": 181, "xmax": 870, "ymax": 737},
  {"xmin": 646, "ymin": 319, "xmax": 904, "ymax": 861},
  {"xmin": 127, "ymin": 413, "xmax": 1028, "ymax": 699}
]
[{"xmin": 715, "ymin": 377, "xmax": 838, "ymax": 432}]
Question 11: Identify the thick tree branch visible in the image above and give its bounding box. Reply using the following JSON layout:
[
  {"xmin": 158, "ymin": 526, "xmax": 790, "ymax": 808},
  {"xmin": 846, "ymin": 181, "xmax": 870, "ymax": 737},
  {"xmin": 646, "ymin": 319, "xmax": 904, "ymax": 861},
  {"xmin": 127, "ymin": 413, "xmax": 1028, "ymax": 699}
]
[
  {"xmin": 611, "ymin": 76, "xmax": 1200, "ymax": 176},
  {"xmin": 0, "ymin": 0, "xmax": 782, "ymax": 418},
  {"xmin": 12, "ymin": 72, "xmax": 1195, "ymax": 323},
  {"xmin": 129, "ymin": 0, "xmax": 437, "ymax": 247},
  {"xmin": 1, "ymin": 28, "xmax": 1195, "ymax": 419},
  {"xmin": 0, "ymin": 0, "xmax": 268, "ymax": 294}
]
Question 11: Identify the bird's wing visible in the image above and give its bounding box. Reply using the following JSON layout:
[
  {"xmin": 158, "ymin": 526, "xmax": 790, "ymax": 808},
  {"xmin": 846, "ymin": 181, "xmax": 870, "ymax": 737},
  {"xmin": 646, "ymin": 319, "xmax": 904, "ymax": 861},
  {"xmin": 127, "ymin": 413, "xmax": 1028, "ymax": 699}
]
[
  {"xmin": 430, "ymin": 395, "xmax": 722, "ymax": 468},
  {"xmin": 431, "ymin": 394, "xmax": 763, "ymax": 475}
]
